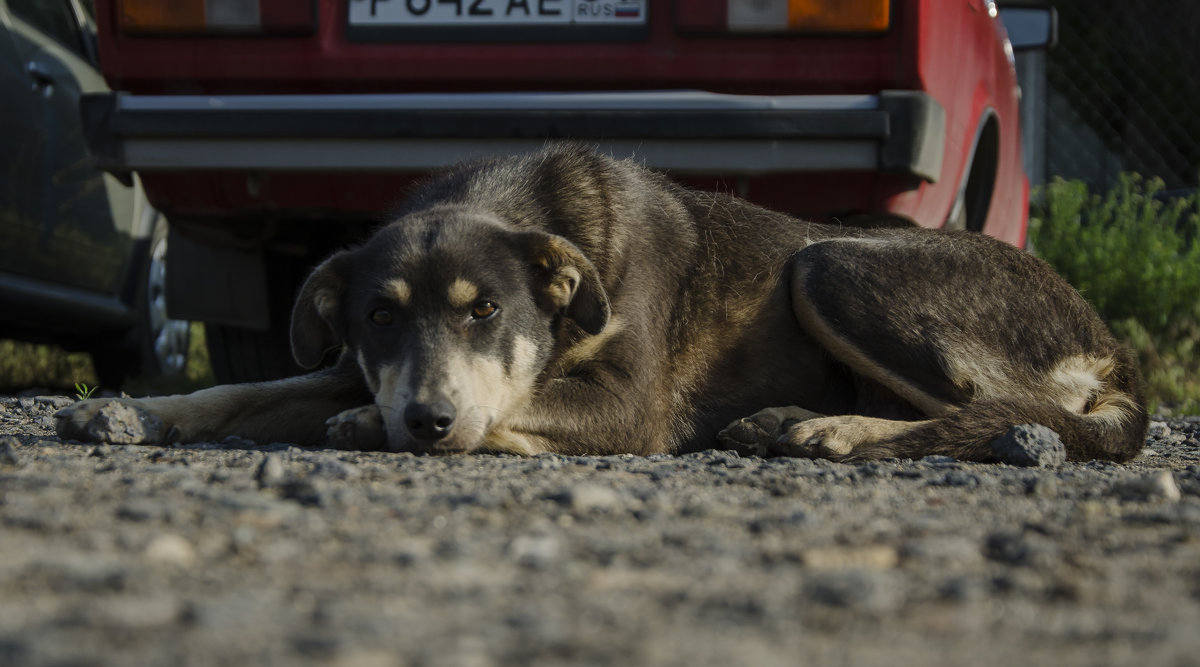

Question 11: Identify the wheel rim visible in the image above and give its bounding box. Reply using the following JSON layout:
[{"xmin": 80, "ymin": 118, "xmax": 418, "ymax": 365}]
[{"xmin": 147, "ymin": 233, "xmax": 190, "ymax": 376}]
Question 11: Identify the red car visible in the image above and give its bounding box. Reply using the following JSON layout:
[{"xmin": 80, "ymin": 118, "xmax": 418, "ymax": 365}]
[{"xmin": 81, "ymin": 0, "xmax": 1052, "ymax": 382}]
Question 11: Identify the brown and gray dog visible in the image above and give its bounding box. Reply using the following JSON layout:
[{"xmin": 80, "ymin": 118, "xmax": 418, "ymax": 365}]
[{"xmin": 57, "ymin": 145, "xmax": 1148, "ymax": 462}]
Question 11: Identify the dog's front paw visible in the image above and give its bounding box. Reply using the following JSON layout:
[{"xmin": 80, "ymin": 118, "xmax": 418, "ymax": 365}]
[
  {"xmin": 718, "ymin": 406, "xmax": 825, "ymax": 456},
  {"xmin": 325, "ymin": 406, "xmax": 386, "ymax": 451},
  {"xmin": 771, "ymin": 417, "xmax": 853, "ymax": 460},
  {"xmin": 55, "ymin": 398, "xmax": 173, "ymax": 445},
  {"xmin": 772, "ymin": 415, "xmax": 911, "ymax": 461},
  {"xmin": 774, "ymin": 414, "xmax": 929, "ymax": 461}
]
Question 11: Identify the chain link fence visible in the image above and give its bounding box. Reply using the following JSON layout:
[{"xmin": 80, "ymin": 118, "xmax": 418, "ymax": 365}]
[{"xmin": 1035, "ymin": 0, "xmax": 1200, "ymax": 190}]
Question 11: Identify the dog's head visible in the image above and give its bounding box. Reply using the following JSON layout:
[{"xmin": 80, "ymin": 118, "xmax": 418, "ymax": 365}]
[{"xmin": 290, "ymin": 207, "xmax": 610, "ymax": 454}]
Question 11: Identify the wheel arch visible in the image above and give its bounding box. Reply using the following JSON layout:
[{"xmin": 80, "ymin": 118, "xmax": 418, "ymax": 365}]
[{"xmin": 946, "ymin": 108, "xmax": 1001, "ymax": 232}]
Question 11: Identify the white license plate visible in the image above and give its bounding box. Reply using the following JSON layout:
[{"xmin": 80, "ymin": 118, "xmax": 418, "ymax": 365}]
[{"xmin": 349, "ymin": 0, "xmax": 647, "ymax": 26}]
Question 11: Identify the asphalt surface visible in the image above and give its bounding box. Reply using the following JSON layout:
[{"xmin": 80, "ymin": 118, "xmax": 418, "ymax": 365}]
[{"xmin": 2, "ymin": 394, "xmax": 1199, "ymax": 666}]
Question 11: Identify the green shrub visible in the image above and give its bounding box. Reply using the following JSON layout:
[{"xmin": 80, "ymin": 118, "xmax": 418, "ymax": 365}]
[
  {"xmin": 0, "ymin": 340, "xmax": 95, "ymax": 392},
  {"xmin": 0, "ymin": 323, "xmax": 214, "ymax": 395},
  {"xmin": 1031, "ymin": 175, "xmax": 1200, "ymax": 413}
]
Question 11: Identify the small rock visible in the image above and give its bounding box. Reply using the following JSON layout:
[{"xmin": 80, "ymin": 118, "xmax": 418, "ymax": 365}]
[
  {"xmin": 222, "ymin": 435, "xmax": 257, "ymax": 448},
  {"xmin": 312, "ymin": 456, "xmax": 362, "ymax": 480},
  {"xmin": 34, "ymin": 554, "xmax": 129, "ymax": 592},
  {"xmin": 327, "ymin": 650, "xmax": 400, "ymax": 667},
  {"xmin": 144, "ymin": 534, "xmax": 197, "ymax": 566},
  {"xmin": 984, "ymin": 529, "xmax": 1059, "ymax": 567},
  {"xmin": 509, "ymin": 534, "xmax": 561, "ymax": 569},
  {"xmin": 1026, "ymin": 474, "xmax": 1059, "ymax": 498},
  {"xmin": 35, "ymin": 396, "xmax": 74, "ymax": 410},
  {"xmin": 0, "ymin": 638, "xmax": 28, "ymax": 663},
  {"xmin": 1113, "ymin": 470, "xmax": 1182, "ymax": 502},
  {"xmin": 87, "ymin": 402, "xmax": 164, "ymax": 445},
  {"xmin": 695, "ymin": 449, "xmax": 744, "ymax": 465},
  {"xmin": 903, "ymin": 537, "xmax": 982, "ymax": 564},
  {"xmin": 990, "ymin": 424, "xmax": 1066, "ymax": 468},
  {"xmin": 89, "ymin": 596, "xmax": 185, "ymax": 630},
  {"xmin": 116, "ymin": 499, "xmax": 169, "ymax": 522},
  {"xmin": 803, "ymin": 571, "xmax": 901, "ymax": 611},
  {"xmin": 256, "ymin": 453, "xmax": 286, "ymax": 488},
  {"xmin": 939, "ymin": 576, "xmax": 988, "ymax": 602},
  {"xmin": 0, "ymin": 436, "xmax": 23, "ymax": 466},
  {"xmin": 802, "ymin": 545, "xmax": 899, "ymax": 571},
  {"xmin": 280, "ymin": 478, "xmax": 327, "ymax": 507},
  {"xmin": 231, "ymin": 524, "xmax": 257, "ymax": 551},
  {"xmin": 748, "ymin": 510, "xmax": 813, "ymax": 532},
  {"xmin": 1146, "ymin": 421, "xmax": 1187, "ymax": 445},
  {"xmin": 292, "ymin": 635, "xmax": 342, "ymax": 659},
  {"xmin": 393, "ymin": 538, "xmax": 434, "ymax": 567},
  {"xmin": 1147, "ymin": 420, "xmax": 1171, "ymax": 439},
  {"xmin": 932, "ymin": 470, "xmax": 984, "ymax": 488},
  {"xmin": 555, "ymin": 483, "xmax": 622, "ymax": 513}
]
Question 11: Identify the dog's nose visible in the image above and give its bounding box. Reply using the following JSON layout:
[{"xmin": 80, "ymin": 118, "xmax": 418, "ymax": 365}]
[{"xmin": 403, "ymin": 397, "xmax": 456, "ymax": 441}]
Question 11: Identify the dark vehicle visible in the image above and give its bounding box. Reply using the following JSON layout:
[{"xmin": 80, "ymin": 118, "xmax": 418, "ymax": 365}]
[
  {"xmin": 0, "ymin": 0, "xmax": 188, "ymax": 386},
  {"xmin": 79, "ymin": 0, "xmax": 1053, "ymax": 383}
]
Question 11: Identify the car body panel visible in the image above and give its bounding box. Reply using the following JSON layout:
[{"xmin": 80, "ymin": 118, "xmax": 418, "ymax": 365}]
[
  {"xmin": 0, "ymin": 0, "xmax": 143, "ymax": 297},
  {"xmin": 0, "ymin": 0, "xmax": 159, "ymax": 346}
]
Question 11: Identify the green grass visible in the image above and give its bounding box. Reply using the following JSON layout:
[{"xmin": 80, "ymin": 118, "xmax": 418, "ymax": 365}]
[
  {"xmin": 1031, "ymin": 175, "xmax": 1200, "ymax": 414},
  {"xmin": 74, "ymin": 382, "xmax": 97, "ymax": 400}
]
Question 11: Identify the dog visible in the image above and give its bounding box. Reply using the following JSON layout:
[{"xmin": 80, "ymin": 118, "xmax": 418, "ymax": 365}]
[{"xmin": 56, "ymin": 145, "xmax": 1148, "ymax": 462}]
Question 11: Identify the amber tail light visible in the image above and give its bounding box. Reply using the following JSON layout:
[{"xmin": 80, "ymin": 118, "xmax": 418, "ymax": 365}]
[
  {"xmin": 118, "ymin": 0, "xmax": 315, "ymax": 35},
  {"xmin": 678, "ymin": 0, "xmax": 890, "ymax": 33}
]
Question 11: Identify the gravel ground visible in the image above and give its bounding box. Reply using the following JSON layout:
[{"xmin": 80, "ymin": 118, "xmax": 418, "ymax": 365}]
[{"xmin": 2, "ymin": 394, "xmax": 1200, "ymax": 666}]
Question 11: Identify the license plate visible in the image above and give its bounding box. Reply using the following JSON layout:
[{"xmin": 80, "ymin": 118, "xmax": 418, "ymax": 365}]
[{"xmin": 349, "ymin": 0, "xmax": 648, "ymax": 26}]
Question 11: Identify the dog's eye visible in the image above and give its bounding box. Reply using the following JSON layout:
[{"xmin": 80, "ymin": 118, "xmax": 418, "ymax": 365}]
[
  {"xmin": 471, "ymin": 301, "xmax": 499, "ymax": 320},
  {"xmin": 369, "ymin": 308, "xmax": 393, "ymax": 326}
]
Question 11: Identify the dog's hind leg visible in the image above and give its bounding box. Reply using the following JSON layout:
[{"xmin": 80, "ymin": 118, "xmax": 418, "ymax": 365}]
[
  {"xmin": 717, "ymin": 406, "xmax": 826, "ymax": 456},
  {"xmin": 771, "ymin": 233, "xmax": 1147, "ymax": 462},
  {"xmin": 56, "ymin": 354, "xmax": 373, "ymax": 447}
]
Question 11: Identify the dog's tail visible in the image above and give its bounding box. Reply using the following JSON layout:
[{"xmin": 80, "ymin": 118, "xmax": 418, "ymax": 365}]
[{"xmin": 860, "ymin": 347, "xmax": 1150, "ymax": 463}]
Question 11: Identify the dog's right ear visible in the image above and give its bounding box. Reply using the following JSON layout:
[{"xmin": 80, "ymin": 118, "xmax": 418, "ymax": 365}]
[
  {"xmin": 290, "ymin": 251, "xmax": 351, "ymax": 369},
  {"xmin": 517, "ymin": 231, "xmax": 611, "ymax": 335}
]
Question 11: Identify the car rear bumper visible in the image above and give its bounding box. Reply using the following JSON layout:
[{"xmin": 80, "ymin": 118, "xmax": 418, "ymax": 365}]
[{"xmin": 82, "ymin": 90, "xmax": 945, "ymax": 181}]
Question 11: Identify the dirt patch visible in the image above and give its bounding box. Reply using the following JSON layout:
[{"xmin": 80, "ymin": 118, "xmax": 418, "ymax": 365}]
[{"xmin": 2, "ymin": 395, "xmax": 1199, "ymax": 666}]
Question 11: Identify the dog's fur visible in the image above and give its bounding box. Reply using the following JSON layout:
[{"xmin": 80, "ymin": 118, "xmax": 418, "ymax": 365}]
[{"xmin": 57, "ymin": 145, "xmax": 1148, "ymax": 462}]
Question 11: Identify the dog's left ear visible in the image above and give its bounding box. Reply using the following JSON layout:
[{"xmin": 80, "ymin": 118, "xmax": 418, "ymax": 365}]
[
  {"xmin": 518, "ymin": 231, "xmax": 610, "ymax": 335},
  {"xmin": 290, "ymin": 250, "xmax": 352, "ymax": 369}
]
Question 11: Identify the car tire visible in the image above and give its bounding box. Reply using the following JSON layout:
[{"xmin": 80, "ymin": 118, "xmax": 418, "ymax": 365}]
[
  {"xmin": 143, "ymin": 216, "xmax": 192, "ymax": 377},
  {"xmin": 204, "ymin": 323, "xmax": 304, "ymax": 385},
  {"xmin": 91, "ymin": 215, "xmax": 191, "ymax": 388},
  {"xmin": 203, "ymin": 254, "xmax": 321, "ymax": 384}
]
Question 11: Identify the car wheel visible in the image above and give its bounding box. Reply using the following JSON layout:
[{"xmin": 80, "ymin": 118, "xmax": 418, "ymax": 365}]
[
  {"xmin": 91, "ymin": 215, "xmax": 191, "ymax": 388},
  {"xmin": 144, "ymin": 217, "xmax": 191, "ymax": 376}
]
